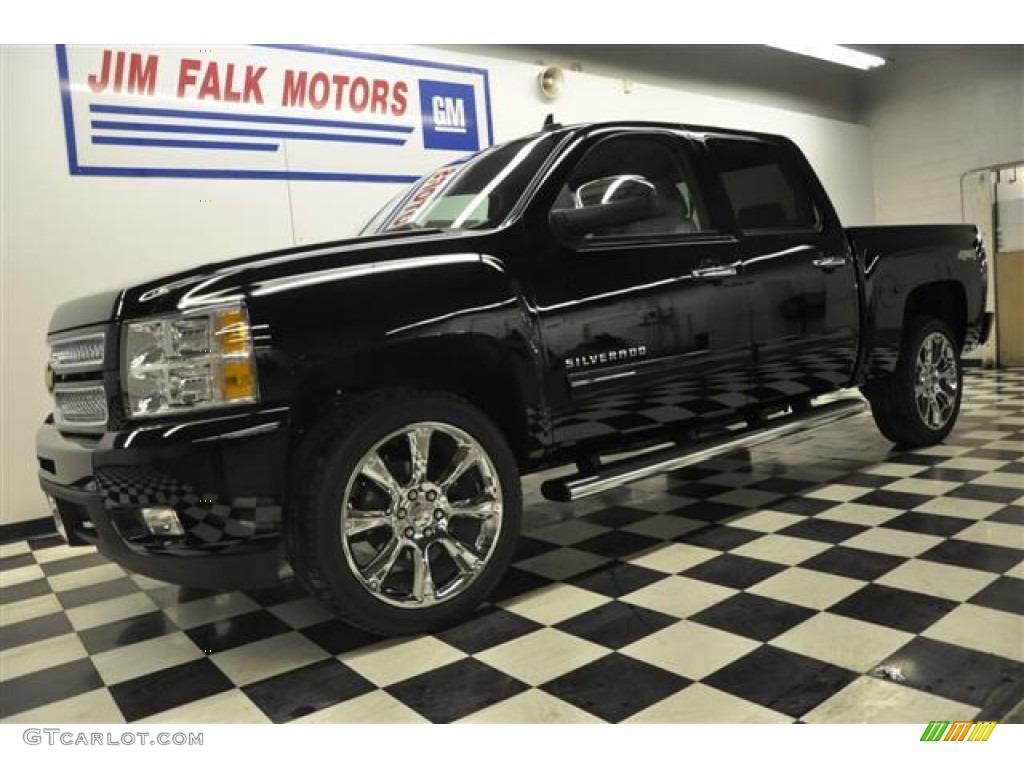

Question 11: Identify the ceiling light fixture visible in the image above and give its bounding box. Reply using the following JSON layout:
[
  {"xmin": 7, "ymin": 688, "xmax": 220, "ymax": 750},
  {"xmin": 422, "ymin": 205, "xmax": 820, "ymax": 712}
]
[{"xmin": 765, "ymin": 44, "xmax": 886, "ymax": 70}]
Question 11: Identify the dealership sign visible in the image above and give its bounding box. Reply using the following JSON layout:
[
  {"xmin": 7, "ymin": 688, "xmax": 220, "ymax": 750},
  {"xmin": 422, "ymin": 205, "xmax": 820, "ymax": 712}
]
[{"xmin": 55, "ymin": 44, "xmax": 494, "ymax": 182}]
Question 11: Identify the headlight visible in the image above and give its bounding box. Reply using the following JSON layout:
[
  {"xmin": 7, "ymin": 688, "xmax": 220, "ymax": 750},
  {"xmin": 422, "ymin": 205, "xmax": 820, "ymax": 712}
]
[{"xmin": 123, "ymin": 304, "xmax": 259, "ymax": 418}]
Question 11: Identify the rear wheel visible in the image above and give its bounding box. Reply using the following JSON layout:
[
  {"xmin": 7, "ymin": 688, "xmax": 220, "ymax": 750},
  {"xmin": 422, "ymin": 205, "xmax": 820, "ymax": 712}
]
[
  {"xmin": 288, "ymin": 391, "xmax": 522, "ymax": 635},
  {"xmin": 864, "ymin": 317, "xmax": 963, "ymax": 447}
]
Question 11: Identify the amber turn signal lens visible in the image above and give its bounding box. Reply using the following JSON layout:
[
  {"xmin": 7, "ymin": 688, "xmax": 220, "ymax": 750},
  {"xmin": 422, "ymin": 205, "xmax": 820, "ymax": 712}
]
[
  {"xmin": 220, "ymin": 360, "xmax": 256, "ymax": 401},
  {"xmin": 215, "ymin": 309, "xmax": 249, "ymax": 354}
]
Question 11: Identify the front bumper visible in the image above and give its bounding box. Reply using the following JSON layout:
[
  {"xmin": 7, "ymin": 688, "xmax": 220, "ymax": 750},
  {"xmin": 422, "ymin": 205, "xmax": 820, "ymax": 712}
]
[{"xmin": 36, "ymin": 406, "xmax": 291, "ymax": 589}]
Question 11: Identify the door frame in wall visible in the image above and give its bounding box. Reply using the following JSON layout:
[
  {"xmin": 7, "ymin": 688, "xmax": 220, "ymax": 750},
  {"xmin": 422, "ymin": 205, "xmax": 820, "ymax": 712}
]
[{"xmin": 961, "ymin": 160, "xmax": 1024, "ymax": 368}]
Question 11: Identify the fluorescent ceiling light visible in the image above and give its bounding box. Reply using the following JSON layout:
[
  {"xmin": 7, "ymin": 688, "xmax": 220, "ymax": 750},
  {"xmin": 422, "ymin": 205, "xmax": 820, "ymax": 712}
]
[{"xmin": 765, "ymin": 44, "xmax": 885, "ymax": 70}]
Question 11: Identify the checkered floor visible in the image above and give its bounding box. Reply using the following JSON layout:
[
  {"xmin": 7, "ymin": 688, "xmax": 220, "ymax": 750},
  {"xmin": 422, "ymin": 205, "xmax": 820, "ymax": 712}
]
[{"xmin": 2, "ymin": 369, "xmax": 1022, "ymax": 724}]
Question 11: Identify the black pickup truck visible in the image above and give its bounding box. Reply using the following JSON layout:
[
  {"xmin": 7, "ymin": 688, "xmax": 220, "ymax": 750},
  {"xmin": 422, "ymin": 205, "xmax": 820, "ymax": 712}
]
[{"xmin": 37, "ymin": 121, "xmax": 992, "ymax": 634}]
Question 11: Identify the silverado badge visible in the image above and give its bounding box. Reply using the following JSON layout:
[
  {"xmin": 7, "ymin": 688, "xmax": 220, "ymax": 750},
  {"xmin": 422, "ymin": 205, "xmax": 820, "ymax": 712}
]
[{"xmin": 565, "ymin": 346, "xmax": 648, "ymax": 370}]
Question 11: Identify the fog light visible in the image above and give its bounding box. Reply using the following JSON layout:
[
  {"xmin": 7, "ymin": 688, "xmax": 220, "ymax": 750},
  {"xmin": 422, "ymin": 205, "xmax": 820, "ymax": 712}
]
[
  {"xmin": 46, "ymin": 494, "xmax": 67, "ymax": 542},
  {"xmin": 141, "ymin": 506, "xmax": 184, "ymax": 537}
]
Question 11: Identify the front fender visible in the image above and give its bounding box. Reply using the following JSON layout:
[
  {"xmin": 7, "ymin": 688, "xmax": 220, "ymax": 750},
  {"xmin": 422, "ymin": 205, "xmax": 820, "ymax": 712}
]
[{"xmin": 246, "ymin": 251, "xmax": 548, "ymax": 458}]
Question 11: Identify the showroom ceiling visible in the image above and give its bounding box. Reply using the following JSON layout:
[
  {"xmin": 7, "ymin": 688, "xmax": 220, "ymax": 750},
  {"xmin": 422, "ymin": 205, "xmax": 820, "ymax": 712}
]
[{"xmin": 444, "ymin": 44, "xmax": 938, "ymax": 125}]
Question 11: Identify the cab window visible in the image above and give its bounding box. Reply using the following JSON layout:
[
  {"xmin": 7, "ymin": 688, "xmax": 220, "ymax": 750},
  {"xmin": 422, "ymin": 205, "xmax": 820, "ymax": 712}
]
[
  {"xmin": 709, "ymin": 138, "xmax": 818, "ymax": 231},
  {"xmin": 551, "ymin": 134, "xmax": 712, "ymax": 237}
]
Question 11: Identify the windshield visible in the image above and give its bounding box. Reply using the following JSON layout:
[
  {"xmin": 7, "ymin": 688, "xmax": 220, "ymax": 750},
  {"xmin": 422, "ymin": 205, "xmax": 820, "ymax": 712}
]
[{"xmin": 360, "ymin": 133, "xmax": 558, "ymax": 235}]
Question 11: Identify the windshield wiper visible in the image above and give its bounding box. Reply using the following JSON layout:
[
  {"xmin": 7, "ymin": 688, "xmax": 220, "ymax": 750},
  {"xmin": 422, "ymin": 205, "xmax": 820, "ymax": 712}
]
[
  {"xmin": 378, "ymin": 225, "xmax": 445, "ymax": 237},
  {"xmin": 387, "ymin": 222, "xmax": 430, "ymax": 232}
]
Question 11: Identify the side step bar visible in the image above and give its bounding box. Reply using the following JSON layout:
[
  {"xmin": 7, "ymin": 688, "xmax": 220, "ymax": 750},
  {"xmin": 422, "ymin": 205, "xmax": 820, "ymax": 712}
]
[{"xmin": 540, "ymin": 398, "xmax": 867, "ymax": 503}]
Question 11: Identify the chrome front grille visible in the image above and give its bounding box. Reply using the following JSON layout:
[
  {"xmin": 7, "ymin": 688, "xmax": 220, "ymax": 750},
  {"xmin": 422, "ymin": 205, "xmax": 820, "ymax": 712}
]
[
  {"xmin": 53, "ymin": 383, "xmax": 109, "ymax": 429},
  {"xmin": 50, "ymin": 332, "xmax": 106, "ymax": 373}
]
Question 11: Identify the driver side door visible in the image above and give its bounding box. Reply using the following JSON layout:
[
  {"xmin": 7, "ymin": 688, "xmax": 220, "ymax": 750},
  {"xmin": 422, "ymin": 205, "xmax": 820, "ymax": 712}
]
[{"xmin": 529, "ymin": 130, "xmax": 752, "ymax": 456}]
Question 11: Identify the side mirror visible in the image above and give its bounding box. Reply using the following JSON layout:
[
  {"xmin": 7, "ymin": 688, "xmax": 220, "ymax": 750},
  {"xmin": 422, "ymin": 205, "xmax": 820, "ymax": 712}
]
[{"xmin": 550, "ymin": 174, "xmax": 658, "ymax": 237}]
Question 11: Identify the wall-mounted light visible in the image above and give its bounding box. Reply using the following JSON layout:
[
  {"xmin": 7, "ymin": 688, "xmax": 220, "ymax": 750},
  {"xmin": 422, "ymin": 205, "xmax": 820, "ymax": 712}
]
[
  {"xmin": 765, "ymin": 44, "xmax": 885, "ymax": 70},
  {"xmin": 538, "ymin": 66, "xmax": 565, "ymax": 100}
]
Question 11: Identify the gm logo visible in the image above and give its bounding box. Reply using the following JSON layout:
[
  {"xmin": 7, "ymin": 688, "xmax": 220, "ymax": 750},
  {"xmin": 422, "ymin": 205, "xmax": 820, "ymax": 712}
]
[{"xmin": 419, "ymin": 80, "xmax": 479, "ymax": 152}]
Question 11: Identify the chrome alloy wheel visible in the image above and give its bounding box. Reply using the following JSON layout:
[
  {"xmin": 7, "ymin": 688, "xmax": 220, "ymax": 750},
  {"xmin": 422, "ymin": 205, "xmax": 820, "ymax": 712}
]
[
  {"xmin": 913, "ymin": 331, "xmax": 958, "ymax": 430},
  {"xmin": 340, "ymin": 422, "xmax": 503, "ymax": 609}
]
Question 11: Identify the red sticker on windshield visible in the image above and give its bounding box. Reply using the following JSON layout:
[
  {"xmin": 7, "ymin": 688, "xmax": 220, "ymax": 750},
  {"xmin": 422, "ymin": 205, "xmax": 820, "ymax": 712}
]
[{"xmin": 388, "ymin": 165, "xmax": 459, "ymax": 230}]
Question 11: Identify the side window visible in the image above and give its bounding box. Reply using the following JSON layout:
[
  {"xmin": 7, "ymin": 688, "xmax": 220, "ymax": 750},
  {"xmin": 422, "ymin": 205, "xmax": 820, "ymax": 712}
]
[
  {"xmin": 710, "ymin": 138, "xmax": 818, "ymax": 231},
  {"xmin": 552, "ymin": 135, "xmax": 712, "ymax": 237}
]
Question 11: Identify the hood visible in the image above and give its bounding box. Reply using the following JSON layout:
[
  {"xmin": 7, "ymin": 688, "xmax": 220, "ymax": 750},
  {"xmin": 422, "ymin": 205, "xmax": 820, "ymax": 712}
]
[
  {"xmin": 48, "ymin": 288, "xmax": 124, "ymax": 335},
  {"xmin": 49, "ymin": 228, "xmax": 495, "ymax": 332}
]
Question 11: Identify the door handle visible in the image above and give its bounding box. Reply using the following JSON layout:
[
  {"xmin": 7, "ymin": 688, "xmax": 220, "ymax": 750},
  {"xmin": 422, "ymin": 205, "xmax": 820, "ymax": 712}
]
[
  {"xmin": 690, "ymin": 263, "xmax": 738, "ymax": 280},
  {"xmin": 812, "ymin": 255, "xmax": 849, "ymax": 271}
]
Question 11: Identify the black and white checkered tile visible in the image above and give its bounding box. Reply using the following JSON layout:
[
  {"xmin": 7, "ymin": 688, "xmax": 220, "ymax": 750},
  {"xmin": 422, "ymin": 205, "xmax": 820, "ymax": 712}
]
[
  {"xmin": 96, "ymin": 466, "xmax": 281, "ymax": 544},
  {"xmin": 2, "ymin": 369, "xmax": 1022, "ymax": 724},
  {"xmin": 555, "ymin": 365, "xmax": 752, "ymax": 444}
]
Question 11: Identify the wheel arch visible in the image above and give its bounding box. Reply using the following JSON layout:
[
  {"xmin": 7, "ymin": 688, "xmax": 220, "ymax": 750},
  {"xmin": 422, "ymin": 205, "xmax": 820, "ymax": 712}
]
[
  {"xmin": 903, "ymin": 280, "xmax": 968, "ymax": 349},
  {"xmin": 863, "ymin": 278, "xmax": 970, "ymax": 382},
  {"xmin": 289, "ymin": 334, "xmax": 536, "ymax": 467}
]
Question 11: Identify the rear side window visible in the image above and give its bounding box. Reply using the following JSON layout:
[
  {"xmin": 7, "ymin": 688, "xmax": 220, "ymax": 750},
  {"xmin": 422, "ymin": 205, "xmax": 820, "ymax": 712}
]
[{"xmin": 710, "ymin": 138, "xmax": 818, "ymax": 231}]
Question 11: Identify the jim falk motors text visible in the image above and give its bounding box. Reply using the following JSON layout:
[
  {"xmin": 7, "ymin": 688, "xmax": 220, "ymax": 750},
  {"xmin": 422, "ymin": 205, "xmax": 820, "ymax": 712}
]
[{"xmin": 84, "ymin": 49, "xmax": 410, "ymax": 115}]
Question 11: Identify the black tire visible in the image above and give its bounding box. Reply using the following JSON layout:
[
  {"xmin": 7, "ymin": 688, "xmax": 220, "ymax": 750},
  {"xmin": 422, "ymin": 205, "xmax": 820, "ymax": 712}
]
[
  {"xmin": 864, "ymin": 316, "xmax": 963, "ymax": 447},
  {"xmin": 287, "ymin": 389, "xmax": 522, "ymax": 635}
]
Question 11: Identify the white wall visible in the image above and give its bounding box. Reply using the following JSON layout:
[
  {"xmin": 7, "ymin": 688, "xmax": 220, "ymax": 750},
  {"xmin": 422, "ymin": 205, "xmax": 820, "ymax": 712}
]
[
  {"xmin": 863, "ymin": 45, "xmax": 1023, "ymax": 366},
  {"xmin": 1, "ymin": 44, "xmax": 875, "ymax": 526},
  {"xmin": 445, "ymin": 44, "xmax": 866, "ymax": 124},
  {"xmin": 864, "ymin": 45, "xmax": 1024, "ymax": 225}
]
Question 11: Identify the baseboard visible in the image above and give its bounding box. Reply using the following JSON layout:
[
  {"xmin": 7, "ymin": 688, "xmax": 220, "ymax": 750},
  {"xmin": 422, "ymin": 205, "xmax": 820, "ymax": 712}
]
[{"xmin": 0, "ymin": 517, "xmax": 56, "ymax": 544}]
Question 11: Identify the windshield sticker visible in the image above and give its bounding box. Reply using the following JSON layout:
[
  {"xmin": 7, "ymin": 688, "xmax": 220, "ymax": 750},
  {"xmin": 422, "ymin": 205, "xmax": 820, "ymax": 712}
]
[
  {"xmin": 386, "ymin": 165, "xmax": 460, "ymax": 229},
  {"xmin": 55, "ymin": 44, "xmax": 493, "ymax": 182}
]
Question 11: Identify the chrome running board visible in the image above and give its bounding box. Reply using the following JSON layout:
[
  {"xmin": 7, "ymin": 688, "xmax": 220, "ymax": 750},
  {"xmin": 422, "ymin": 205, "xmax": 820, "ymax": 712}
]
[{"xmin": 540, "ymin": 398, "xmax": 867, "ymax": 503}]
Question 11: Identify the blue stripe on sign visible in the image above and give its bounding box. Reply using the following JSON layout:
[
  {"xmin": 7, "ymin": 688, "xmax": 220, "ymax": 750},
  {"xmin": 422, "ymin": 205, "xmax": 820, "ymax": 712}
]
[
  {"xmin": 55, "ymin": 45, "xmax": 80, "ymax": 173},
  {"xmin": 89, "ymin": 103, "xmax": 415, "ymax": 134},
  {"xmin": 91, "ymin": 120, "xmax": 407, "ymax": 146},
  {"xmin": 93, "ymin": 136, "xmax": 279, "ymax": 152}
]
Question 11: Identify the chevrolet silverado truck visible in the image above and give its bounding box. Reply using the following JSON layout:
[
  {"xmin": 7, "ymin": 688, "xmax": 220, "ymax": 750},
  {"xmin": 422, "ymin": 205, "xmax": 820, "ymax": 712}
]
[{"xmin": 37, "ymin": 121, "xmax": 992, "ymax": 634}]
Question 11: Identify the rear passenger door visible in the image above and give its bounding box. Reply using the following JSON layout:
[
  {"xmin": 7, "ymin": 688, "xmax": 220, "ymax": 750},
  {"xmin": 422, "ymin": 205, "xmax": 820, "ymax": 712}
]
[{"xmin": 706, "ymin": 135, "xmax": 860, "ymax": 407}]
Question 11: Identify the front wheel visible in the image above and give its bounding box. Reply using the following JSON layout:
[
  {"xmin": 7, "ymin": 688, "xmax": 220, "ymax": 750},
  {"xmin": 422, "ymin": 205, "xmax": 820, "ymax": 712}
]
[
  {"xmin": 864, "ymin": 317, "xmax": 963, "ymax": 447},
  {"xmin": 288, "ymin": 391, "xmax": 522, "ymax": 635}
]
